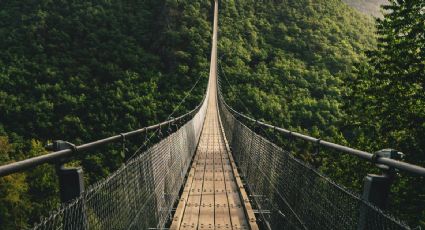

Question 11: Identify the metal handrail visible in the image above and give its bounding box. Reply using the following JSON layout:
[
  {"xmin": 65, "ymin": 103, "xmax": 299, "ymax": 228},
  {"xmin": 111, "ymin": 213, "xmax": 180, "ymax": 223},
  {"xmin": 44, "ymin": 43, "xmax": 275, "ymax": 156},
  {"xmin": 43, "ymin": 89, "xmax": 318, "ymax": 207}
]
[
  {"xmin": 218, "ymin": 92, "xmax": 425, "ymax": 176},
  {"xmin": 0, "ymin": 95, "xmax": 206, "ymax": 177}
]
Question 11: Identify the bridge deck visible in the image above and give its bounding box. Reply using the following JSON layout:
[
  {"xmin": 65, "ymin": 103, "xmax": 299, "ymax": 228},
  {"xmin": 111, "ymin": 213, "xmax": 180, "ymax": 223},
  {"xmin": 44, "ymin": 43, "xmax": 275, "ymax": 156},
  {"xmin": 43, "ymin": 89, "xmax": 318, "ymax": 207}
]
[
  {"xmin": 170, "ymin": 2, "xmax": 257, "ymax": 229},
  {"xmin": 171, "ymin": 94, "xmax": 254, "ymax": 229}
]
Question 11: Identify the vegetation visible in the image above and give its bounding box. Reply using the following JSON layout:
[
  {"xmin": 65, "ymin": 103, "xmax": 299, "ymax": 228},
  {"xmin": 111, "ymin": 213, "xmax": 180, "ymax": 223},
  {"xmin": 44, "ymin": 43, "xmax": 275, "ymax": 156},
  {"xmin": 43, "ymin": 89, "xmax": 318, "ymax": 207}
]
[
  {"xmin": 342, "ymin": 0, "xmax": 388, "ymax": 17},
  {"xmin": 218, "ymin": 0, "xmax": 375, "ymax": 138},
  {"xmin": 0, "ymin": 0, "xmax": 210, "ymax": 228},
  {"xmin": 218, "ymin": 0, "xmax": 424, "ymax": 227},
  {"xmin": 346, "ymin": 0, "xmax": 425, "ymax": 225}
]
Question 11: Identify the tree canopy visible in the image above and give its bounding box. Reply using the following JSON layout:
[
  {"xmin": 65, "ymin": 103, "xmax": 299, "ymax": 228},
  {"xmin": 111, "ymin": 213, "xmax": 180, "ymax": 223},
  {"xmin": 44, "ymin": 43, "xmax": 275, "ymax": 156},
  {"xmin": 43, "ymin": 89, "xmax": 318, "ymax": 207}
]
[
  {"xmin": 0, "ymin": 0, "xmax": 210, "ymax": 228},
  {"xmin": 218, "ymin": 0, "xmax": 424, "ymax": 227}
]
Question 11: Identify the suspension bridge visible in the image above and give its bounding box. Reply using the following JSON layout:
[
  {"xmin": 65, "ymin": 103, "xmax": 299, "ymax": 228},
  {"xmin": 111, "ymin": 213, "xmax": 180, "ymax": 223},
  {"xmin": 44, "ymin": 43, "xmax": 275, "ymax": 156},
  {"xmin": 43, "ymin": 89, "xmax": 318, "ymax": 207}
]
[{"xmin": 1, "ymin": 1, "xmax": 425, "ymax": 229}]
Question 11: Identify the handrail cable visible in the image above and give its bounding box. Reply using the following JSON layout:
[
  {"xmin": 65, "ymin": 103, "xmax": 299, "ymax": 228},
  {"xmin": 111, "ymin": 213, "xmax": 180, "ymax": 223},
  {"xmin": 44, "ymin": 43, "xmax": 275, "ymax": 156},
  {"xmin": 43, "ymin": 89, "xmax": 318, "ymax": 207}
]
[
  {"xmin": 218, "ymin": 60, "xmax": 310, "ymax": 228},
  {"xmin": 217, "ymin": 64, "xmax": 425, "ymax": 176},
  {"xmin": 0, "ymin": 74, "xmax": 207, "ymax": 177}
]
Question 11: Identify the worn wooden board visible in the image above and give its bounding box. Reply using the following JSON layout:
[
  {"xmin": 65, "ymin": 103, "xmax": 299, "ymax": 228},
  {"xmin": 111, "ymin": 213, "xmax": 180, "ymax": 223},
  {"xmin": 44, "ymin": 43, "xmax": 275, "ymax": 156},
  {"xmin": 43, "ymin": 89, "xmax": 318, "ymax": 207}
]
[{"xmin": 169, "ymin": 1, "xmax": 258, "ymax": 228}]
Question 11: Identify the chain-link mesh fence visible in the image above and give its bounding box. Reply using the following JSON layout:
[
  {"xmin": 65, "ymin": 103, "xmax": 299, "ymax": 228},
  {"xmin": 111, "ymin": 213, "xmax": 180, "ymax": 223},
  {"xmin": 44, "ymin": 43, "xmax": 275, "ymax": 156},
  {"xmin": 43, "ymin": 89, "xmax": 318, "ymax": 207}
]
[
  {"xmin": 32, "ymin": 91, "xmax": 208, "ymax": 230},
  {"xmin": 218, "ymin": 92, "xmax": 410, "ymax": 230}
]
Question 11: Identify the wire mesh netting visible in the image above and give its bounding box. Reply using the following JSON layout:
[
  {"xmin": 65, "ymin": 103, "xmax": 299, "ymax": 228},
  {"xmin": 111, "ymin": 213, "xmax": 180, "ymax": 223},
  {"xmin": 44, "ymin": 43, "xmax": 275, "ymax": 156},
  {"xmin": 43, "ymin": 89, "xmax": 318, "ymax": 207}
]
[
  {"xmin": 32, "ymin": 95, "xmax": 208, "ymax": 230},
  {"xmin": 217, "ymin": 94, "xmax": 410, "ymax": 230}
]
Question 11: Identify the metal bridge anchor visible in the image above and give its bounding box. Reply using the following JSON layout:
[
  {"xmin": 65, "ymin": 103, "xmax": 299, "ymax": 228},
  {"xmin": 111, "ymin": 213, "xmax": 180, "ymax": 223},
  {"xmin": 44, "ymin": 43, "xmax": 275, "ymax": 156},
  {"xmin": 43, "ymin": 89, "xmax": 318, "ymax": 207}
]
[
  {"xmin": 46, "ymin": 140, "xmax": 87, "ymax": 230},
  {"xmin": 357, "ymin": 149, "xmax": 404, "ymax": 230}
]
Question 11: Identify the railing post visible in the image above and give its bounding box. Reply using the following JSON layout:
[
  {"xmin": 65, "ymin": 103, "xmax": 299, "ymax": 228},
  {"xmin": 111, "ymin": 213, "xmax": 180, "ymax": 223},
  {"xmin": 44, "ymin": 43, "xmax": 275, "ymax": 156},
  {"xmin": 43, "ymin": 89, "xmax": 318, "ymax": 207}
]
[
  {"xmin": 361, "ymin": 173, "xmax": 393, "ymax": 209},
  {"xmin": 57, "ymin": 165, "xmax": 84, "ymax": 203},
  {"xmin": 47, "ymin": 140, "xmax": 86, "ymax": 230},
  {"xmin": 357, "ymin": 149, "xmax": 403, "ymax": 230}
]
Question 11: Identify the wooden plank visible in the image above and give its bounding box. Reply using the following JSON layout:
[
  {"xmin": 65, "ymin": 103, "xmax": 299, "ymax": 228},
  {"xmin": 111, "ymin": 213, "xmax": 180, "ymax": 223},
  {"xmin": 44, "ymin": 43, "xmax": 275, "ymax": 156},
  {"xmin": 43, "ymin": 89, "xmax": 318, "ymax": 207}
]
[
  {"xmin": 215, "ymin": 150, "xmax": 232, "ymax": 229},
  {"xmin": 170, "ymin": 164, "xmax": 196, "ymax": 229},
  {"xmin": 179, "ymin": 129, "xmax": 210, "ymax": 230},
  {"xmin": 180, "ymin": 159, "xmax": 204, "ymax": 229},
  {"xmin": 219, "ymin": 120, "xmax": 259, "ymax": 230},
  {"xmin": 170, "ymin": 17, "xmax": 258, "ymax": 227},
  {"xmin": 198, "ymin": 156, "xmax": 215, "ymax": 229}
]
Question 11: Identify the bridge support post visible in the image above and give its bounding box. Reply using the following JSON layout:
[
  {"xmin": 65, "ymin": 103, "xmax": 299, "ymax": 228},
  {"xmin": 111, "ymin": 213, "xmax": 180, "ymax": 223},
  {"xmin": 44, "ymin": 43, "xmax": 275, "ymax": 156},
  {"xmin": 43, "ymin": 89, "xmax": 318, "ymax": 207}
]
[
  {"xmin": 57, "ymin": 165, "xmax": 85, "ymax": 203},
  {"xmin": 357, "ymin": 149, "xmax": 403, "ymax": 230},
  {"xmin": 357, "ymin": 173, "xmax": 393, "ymax": 230},
  {"xmin": 47, "ymin": 140, "xmax": 87, "ymax": 230},
  {"xmin": 57, "ymin": 165, "xmax": 87, "ymax": 230},
  {"xmin": 361, "ymin": 173, "xmax": 393, "ymax": 208}
]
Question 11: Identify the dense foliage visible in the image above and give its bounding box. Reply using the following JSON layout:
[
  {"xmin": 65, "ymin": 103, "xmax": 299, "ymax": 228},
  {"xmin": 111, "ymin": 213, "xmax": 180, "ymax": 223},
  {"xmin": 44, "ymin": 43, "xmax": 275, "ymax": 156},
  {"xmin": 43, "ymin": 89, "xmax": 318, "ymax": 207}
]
[
  {"xmin": 346, "ymin": 0, "xmax": 425, "ymax": 225},
  {"xmin": 218, "ymin": 0, "xmax": 374, "ymax": 155},
  {"xmin": 0, "ymin": 0, "xmax": 210, "ymax": 228},
  {"xmin": 218, "ymin": 0, "xmax": 424, "ymax": 227}
]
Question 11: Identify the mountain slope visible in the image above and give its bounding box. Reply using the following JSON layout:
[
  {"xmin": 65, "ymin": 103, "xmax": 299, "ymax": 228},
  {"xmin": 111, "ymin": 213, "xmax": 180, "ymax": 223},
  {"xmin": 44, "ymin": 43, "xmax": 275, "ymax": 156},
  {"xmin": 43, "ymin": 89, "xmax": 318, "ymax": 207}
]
[
  {"xmin": 219, "ymin": 0, "xmax": 375, "ymax": 139},
  {"xmin": 0, "ymin": 0, "xmax": 211, "ymax": 228},
  {"xmin": 342, "ymin": 0, "xmax": 388, "ymax": 17},
  {"xmin": 219, "ymin": 0, "xmax": 376, "ymax": 206},
  {"xmin": 218, "ymin": 0, "xmax": 422, "ymax": 227}
]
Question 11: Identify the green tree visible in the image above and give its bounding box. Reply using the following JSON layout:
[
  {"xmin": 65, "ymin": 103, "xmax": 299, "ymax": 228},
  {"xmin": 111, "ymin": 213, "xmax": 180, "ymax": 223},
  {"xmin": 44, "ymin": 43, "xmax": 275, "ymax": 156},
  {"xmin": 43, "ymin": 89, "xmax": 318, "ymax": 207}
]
[
  {"xmin": 0, "ymin": 137, "xmax": 31, "ymax": 229},
  {"xmin": 0, "ymin": 0, "xmax": 211, "ymax": 228},
  {"xmin": 26, "ymin": 140, "xmax": 60, "ymax": 225},
  {"xmin": 346, "ymin": 0, "xmax": 425, "ymax": 226}
]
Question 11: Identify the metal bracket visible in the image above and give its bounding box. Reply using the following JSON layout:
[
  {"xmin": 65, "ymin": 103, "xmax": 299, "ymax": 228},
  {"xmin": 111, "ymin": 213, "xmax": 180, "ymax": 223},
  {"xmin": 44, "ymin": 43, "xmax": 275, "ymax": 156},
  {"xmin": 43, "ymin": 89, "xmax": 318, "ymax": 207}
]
[
  {"xmin": 46, "ymin": 140, "xmax": 86, "ymax": 230},
  {"xmin": 46, "ymin": 140, "xmax": 84, "ymax": 203},
  {"xmin": 358, "ymin": 149, "xmax": 403, "ymax": 230}
]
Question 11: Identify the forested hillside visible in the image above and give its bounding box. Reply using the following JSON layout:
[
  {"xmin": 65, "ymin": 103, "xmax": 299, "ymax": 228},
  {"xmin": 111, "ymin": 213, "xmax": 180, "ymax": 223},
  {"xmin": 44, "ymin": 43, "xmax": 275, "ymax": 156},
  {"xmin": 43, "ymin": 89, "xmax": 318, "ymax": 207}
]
[
  {"xmin": 342, "ymin": 0, "xmax": 388, "ymax": 17},
  {"xmin": 218, "ymin": 0, "xmax": 374, "ymax": 208},
  {"xmin": 0, "ymin": 0, "xmax": 210, "ymax": 228},
  {"xmin": 219, "ymin": 0, "xmax": 374, "ymax": 149},
  {"xmin": 346, "ymin": 1, "xmax": 425, "ymax": 226},
  {"xmin": 218, "ymin": 0, "xmax": 424, "ymax": 227}
]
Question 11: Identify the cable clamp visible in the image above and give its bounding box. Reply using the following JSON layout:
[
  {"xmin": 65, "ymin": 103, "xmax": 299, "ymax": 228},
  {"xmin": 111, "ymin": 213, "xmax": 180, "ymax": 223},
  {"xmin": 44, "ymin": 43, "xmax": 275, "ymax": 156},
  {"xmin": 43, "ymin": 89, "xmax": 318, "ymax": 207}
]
[
  {"xmin": 316, "ymin": 139, "xmax": 321, "ymax": 146},
  {"xmin": 314, "ymin": 139, "xmax": 321, "ymax": 156},
  {"xmin": 371, "ymin": 152, "xmax": 381, "ymax": 164},
  {"xmin": 120, "ymin": 133, "xmax": 126, "ymax": 142},
  {"xmin": 158, "ymin": 124, "xmax": 163, "ymax": 137},
  {"xmin": 70, "ymin": 143, "xmax": 77, "ymax": 152},
  {"xmin": 46, "ymin": 140, "xmax": 77, "ymax": 153}
]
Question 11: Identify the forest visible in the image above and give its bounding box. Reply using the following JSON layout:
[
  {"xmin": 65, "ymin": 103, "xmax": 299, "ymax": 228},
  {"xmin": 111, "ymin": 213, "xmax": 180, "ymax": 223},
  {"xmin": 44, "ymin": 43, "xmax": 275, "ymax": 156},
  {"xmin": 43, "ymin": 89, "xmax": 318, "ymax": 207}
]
[
  {"xmin": 218, "ymin": 0, "xmax": 424, "ymax": 227},
  {"xmin": 0, "ymin": 0, "xmax": 424, "ymax": 229},
  {"xmin": 0, "ymin": 0, "xmax": 211, "ymax": 228}
]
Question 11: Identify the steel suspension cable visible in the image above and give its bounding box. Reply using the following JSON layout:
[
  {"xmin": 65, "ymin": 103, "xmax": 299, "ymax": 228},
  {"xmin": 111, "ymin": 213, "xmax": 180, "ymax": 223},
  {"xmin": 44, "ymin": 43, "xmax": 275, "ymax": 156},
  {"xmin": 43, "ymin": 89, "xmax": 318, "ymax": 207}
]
[
  {"xmin": 0, "ymin": 74, "xmax": 207, "ymax": 177},
  {"xmin": 216, "ymin": 61, "xmax": 425, "ymax": 176}
]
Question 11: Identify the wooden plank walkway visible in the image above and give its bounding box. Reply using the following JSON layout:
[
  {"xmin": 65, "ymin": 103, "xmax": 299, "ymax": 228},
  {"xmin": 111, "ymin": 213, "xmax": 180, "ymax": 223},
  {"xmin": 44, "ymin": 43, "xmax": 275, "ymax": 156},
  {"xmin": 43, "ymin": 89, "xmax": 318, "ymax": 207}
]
[
  {"xmin": 170, "ymin": 86, "xmax": 258, "ymax": 230},
  {"xmin": 170, "ymin": 1, "xmax": 258, "ymax": 229}
]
